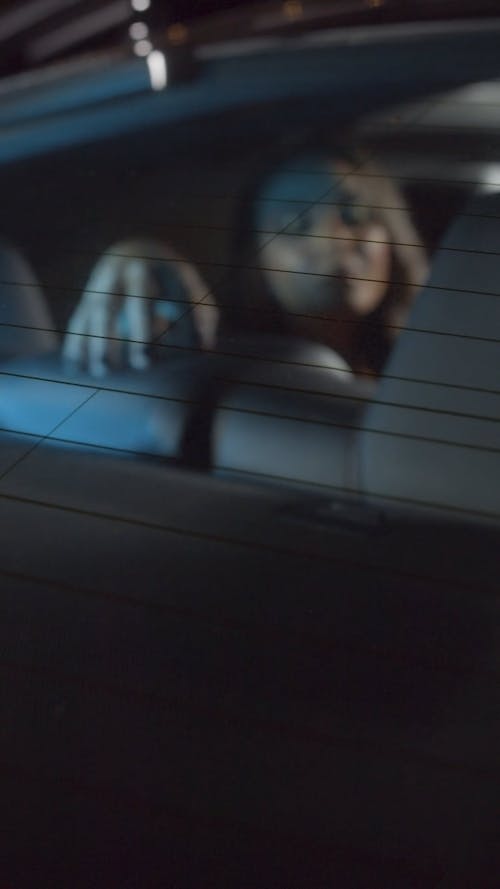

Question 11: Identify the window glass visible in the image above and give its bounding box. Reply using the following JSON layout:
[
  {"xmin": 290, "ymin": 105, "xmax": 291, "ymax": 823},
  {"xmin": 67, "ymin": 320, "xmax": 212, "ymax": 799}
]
[{"xmin": 0, "ymin": 72, "xmax": 499, "ymax": 524}]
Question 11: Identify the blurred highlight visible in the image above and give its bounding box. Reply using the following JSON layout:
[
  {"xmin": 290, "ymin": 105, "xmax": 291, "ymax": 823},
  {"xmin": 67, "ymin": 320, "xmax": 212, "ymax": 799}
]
[{"xmin": 146, "ymin": 50, "xmax": 167, "ymax": 90}]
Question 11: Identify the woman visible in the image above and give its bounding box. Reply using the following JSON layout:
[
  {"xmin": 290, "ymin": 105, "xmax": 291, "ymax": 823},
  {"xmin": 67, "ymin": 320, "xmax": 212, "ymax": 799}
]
[{"xmin": 222, "ymin": 147, "xmax": 428, "ymax": 376}]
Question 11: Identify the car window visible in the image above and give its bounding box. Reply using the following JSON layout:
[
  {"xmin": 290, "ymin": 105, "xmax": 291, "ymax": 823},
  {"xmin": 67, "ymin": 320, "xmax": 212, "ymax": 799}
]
[
  {"xmin": 0, "ymin": 44, "xmax": 499, "ymax": 528},
  {"xmin": 2, "ymin": 18, "xmax": 500, "ymax": 886}
]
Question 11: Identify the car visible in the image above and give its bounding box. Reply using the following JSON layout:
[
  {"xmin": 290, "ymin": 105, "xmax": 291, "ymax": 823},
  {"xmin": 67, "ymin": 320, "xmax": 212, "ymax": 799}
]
[{"xmin": 0, "ymin": 2, "xmax": 499, "ymax": 886}]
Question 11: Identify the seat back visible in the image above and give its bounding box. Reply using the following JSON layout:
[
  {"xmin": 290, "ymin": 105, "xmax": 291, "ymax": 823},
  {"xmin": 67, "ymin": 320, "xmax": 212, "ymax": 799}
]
[
  {"xmin": 359, "ymin": 192, "xmax": 500, "ymax": 519},
  {"xmin": 212, "ymin": 335, "xmax": 372, "ymax": 491},
  {"xmin": 0, "ymin": 243, "xmax": 57, "ymax": 359}
]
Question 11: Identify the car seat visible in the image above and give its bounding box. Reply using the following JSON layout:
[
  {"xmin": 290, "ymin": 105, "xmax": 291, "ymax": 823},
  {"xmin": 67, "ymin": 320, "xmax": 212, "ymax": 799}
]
[
  {"xmin": 0, "ymin": 242, "xmax": 57, "ymax": 359},
  {"xmin": 359, "ymin": 190, "xmax": 500, "ymax": 519}
]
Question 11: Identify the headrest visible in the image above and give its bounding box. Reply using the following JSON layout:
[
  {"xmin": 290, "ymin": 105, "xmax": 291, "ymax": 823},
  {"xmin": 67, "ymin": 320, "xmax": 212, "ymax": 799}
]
[
  {"xmin": 359, "ymin": 191, "xmax": 500, "ymax": 521},
  {"xmin": 0, "ymin": 243, "xmax": 57, "ymax": 359}
]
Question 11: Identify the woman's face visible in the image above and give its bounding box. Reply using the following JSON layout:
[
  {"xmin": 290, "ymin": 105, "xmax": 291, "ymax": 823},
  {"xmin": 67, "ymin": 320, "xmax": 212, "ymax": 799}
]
[{"xmin": 254, "ymin": 158, "xmax": 391, "ymax": 337}]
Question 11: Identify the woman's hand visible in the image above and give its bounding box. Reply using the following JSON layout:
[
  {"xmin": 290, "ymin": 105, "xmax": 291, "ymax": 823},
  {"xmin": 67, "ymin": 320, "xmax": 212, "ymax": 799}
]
[{"xmin": 62, "ymin": 240, "xmax": 218, "ymax": 377}]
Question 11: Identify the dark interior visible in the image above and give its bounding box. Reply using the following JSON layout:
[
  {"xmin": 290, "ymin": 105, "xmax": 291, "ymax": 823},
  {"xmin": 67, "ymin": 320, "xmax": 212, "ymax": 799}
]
[{"xmin": 1, "ymin": 20, "xmax": 500, "ymax": 888}]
